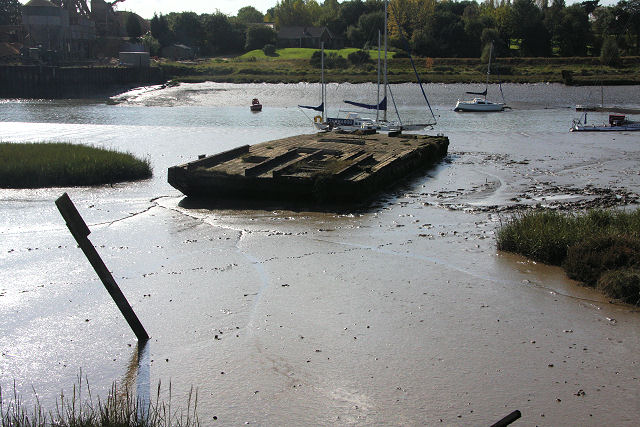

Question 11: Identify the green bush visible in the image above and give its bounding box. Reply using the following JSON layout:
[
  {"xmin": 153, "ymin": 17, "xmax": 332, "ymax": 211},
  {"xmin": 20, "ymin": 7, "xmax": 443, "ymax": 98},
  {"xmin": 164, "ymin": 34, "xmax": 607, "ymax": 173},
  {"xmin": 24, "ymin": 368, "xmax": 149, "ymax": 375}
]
[
  {"xmin": 597, "ymin": 268, "xmax": 640, "ymax": 305},
  {"xmin": 347, "ymin": 49, "xmax": 372, "ymax": 66},
  {"xmin": 263, "ymin": 44, "xmax": 276, "ymax": 56},
  {"xmin": 310, "ymin": 51, "xmax": 348, "ymax": 69},
  {"xmin": 563, "ymin": 235, "xmax": 640, "ymax": 287}
]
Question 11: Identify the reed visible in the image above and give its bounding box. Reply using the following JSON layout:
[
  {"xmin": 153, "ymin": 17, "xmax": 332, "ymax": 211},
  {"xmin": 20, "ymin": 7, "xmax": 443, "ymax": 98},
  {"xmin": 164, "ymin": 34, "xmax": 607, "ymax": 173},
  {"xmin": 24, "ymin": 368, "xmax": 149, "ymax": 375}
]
[
  {"xmin": 0, "ymin": 143, "xmax": 152, "ymax": 188},
  {"xmin": 497, "ymin": 208, "xmax": 640, "ymax": 305},
  {"xmin": 0, "ymin": 375, "xmax": 198, "ymax": 427}
]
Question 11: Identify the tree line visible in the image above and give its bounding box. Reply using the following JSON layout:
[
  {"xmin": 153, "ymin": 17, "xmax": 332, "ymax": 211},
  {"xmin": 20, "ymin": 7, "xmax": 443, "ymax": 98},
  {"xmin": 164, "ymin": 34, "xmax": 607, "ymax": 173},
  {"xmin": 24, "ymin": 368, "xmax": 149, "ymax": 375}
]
[
  {"xmin": 144, "ymin": 0, "xmax": 640, "ymax": 59},
  {"xmin": 2, "ymin": 0, "xmax": 640, "ymax": 59}
]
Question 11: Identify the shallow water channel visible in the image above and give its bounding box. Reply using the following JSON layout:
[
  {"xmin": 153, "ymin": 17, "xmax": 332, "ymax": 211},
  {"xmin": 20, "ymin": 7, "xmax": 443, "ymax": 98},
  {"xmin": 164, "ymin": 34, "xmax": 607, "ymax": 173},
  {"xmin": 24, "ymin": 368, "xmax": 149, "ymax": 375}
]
[{"xmin": 1, "ymin": 82, "xmax": 639, "ymax": 425}]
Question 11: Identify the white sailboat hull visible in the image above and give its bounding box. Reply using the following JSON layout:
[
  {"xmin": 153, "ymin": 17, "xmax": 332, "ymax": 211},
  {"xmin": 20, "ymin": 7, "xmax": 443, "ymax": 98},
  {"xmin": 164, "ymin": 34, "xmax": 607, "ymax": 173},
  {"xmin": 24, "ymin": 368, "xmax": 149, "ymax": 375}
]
[
  {"xmin": 571, "ymin": 123, "xmax": 640, "ymax": 132},
  {"xmin": 454, "ymin": 98, "xmax": 504, "ymax": 112}
]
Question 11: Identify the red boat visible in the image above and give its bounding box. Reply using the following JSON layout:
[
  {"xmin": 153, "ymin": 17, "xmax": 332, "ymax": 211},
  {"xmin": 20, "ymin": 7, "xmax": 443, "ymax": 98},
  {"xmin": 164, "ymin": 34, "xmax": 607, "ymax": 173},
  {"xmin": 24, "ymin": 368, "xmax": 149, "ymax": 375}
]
[{"xmin": 250, "ymin": 98, "xmax": 262, "ymax": 112}]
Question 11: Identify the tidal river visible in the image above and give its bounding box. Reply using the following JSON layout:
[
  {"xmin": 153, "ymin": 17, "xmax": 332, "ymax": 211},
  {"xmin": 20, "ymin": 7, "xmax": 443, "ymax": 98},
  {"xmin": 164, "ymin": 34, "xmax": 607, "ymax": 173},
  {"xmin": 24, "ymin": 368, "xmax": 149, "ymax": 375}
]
[{"xmin": 1, "ymin": 82, "xmax": 639, "ymax": 425}]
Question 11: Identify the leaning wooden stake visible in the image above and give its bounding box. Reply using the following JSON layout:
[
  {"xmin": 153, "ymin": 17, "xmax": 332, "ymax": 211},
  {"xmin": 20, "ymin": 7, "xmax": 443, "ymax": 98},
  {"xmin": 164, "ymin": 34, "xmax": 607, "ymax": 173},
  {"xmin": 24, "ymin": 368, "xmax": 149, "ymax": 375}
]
[
  {"xmin": 56, "ymin": 193, "xmax": 149, "ymax": 341},
  {"xmin": 490, "ymin": 410, "xmax": 521, "ymax": 427}
]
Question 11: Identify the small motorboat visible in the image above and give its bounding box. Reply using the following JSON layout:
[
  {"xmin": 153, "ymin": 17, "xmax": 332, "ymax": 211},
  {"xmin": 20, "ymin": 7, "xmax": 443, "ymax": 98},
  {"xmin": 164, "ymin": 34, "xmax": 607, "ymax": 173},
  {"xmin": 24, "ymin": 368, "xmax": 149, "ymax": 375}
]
[
  {"xmin": 250, "ymin": 98, "xmax": 262, "ymax": 112},
  {"xmin": 571, "ymin": 112, "xmax": 640, "ymax": 132}
]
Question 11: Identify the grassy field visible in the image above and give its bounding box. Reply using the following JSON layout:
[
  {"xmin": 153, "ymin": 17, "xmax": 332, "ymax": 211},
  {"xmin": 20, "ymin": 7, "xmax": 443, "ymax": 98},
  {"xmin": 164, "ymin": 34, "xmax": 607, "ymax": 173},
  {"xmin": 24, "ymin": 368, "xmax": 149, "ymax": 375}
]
[
  {"xmin": 0, "ymin": 142, "xmax": 152, "ymax": 188},
  {"xmin": 497, "ymin": 209, "xmax": 640, "ymax": 305},
  {"xmin": 157, "ymin": 49, "xmax": 640, "ymax": 85}
]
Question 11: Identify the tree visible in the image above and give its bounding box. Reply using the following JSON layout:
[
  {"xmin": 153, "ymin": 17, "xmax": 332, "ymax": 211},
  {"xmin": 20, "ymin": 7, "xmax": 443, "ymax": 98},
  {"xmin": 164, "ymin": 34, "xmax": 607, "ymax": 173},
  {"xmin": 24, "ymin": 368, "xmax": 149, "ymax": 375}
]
[
  {"xmin": 168, "ymin": 12, "xmax": 203, "ymax": 48},
  {"xmin": 510, "ymin": 0, "xmax": 550, "ymax": 56},
  {"xmin": 141, "ymin": 33, "xmax": 161, "ymax": 56},
  {"xmin": 0, "ymin": 0, "xmax": 20, "ymax": 25},
  {"xmin": 245, "ymin": 25, "xmax": 277, "ymax": 51},
  {"xmin": 237, "ymin": 6, "xmax": 264, "ymax": 24},
  {"xmin": 273, "ymin": 0, "xmax": 314, "ymax": 27},
  {"xmin": 150, "ymin": 13, "xmax": 173, "ymax": 47},
  {"xmin": 601, "ymin": 35, "xmax": 620, "ymax": 65},
  {"xmin": 357, "ymin": 11, "xmax": 385, "ymax": 47},
  {"xmin": 617, "ymin": 0, "xmax": 640, "ymax": 55},
  {"xmin": 125, "ymin": 13, "xmax": 143, "ymax": 39},
  {"xmin": 200, "ymin": 12, "xmax": 244, "ymax": 55},
  {"xmin": 556, "ymin": 4, "xmax": 590, "ymax": 56}
]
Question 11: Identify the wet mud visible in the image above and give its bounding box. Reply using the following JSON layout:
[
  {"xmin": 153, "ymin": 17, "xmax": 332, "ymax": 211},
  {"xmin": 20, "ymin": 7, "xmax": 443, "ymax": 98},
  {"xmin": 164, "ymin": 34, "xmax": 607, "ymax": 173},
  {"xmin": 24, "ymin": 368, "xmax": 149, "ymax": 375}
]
[{"xmin": 1, "ymin": 84, "xmax": 640, "ymax": 425}]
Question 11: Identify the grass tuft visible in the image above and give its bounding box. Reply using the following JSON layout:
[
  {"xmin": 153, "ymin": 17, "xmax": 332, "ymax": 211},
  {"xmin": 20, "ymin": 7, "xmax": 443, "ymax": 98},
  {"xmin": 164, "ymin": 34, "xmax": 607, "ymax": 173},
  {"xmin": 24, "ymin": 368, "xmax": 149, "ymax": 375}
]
[
  {"xmin": 497, "ymin": 208, "xmax": 640, "ymax": 304},
  {"xmin": 0, "ymin": 142, "xmax": 152, "ymax": 188},
  {"xmin": 0, "ymin": 374, "xmax": 198, "ymax": 426},
  {"xmin": 597, "ymin": 268, "xmax": 640, "ymax": 305}
]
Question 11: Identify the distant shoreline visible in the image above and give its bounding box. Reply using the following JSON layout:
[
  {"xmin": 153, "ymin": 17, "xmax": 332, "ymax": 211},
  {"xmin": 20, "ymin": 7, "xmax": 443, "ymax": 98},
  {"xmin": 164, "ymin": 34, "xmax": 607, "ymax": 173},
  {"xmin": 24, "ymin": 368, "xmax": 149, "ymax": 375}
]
[
  {"xmin": 1, "ymin": 54, "xmax": 639, "ymax": 99},
  {"xmin": 160, "ymin": 52, "xmax": 640, "ymax": 86}
]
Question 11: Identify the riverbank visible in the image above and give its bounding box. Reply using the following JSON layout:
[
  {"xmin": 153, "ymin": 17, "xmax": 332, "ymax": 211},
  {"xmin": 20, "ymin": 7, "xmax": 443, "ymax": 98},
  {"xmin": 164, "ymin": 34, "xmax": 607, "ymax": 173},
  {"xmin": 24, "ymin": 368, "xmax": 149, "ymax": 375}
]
[
  {"xmin": 160, "ymin": 54, "xmax": 640, "ymax": 85},
  {"xmin": 1, "ymin": 55, "xmax": 638, "ymax": 99}
]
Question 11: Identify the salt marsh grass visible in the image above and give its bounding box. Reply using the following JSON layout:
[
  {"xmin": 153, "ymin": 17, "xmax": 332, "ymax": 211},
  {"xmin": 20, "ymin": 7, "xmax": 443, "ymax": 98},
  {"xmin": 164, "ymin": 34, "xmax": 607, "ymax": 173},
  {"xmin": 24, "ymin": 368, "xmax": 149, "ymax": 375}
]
[
  {"xmin": 0, "ymin": 376, "xmax": 198, "ymax": 427},
  {"xmin": 497, "ymin": 209, "xmax": 640, "ymax": 305},
  {"xmin": 0, "ymin": 143, "xmax": 152, "ymax": 188}
]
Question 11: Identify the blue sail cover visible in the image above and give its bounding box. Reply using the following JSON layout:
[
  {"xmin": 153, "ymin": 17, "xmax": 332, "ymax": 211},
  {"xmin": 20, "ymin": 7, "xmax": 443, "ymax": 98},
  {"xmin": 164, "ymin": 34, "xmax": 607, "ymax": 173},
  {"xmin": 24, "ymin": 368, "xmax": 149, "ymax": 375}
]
[
  {"xmin": 299, "ymin": 102, "xmax": 324, "ymax": 112},
  {"xmin": 466, "ymin": 88, "xmax": 487, "ymax": 96},
  {"xmin": 343, "ymin": 96, "xmax": 387, "ymax": 111}
]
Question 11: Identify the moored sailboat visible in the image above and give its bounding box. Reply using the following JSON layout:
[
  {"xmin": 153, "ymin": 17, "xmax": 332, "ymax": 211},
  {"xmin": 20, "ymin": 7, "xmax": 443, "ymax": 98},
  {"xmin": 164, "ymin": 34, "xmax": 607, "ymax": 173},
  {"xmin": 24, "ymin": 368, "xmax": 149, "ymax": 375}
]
[
  {"xmin": 454, "ymin": 41, "xmax": 506, "ymax": 112},
  {"xmin": 300, "ymin": 0, "xmax": 436, "ymax": 132}
]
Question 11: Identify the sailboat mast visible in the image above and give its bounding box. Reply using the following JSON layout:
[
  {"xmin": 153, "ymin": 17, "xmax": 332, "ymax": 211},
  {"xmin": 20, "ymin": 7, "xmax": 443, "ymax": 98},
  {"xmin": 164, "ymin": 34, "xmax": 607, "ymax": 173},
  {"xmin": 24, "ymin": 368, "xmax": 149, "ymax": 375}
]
[
  {"xmin": 485, "ymin": 41, "xmax": 493, "ymax": 101},
  {"xmin": 377, "ymin": 30, "xmax": 381, "ymax": 122},
  {"xmin": 321, "ymin": 42, "xmax": 325, "ymax": 120},
  {"xmin": 383, "ymin": 0, "xmax": 388, "ymax": 122}
]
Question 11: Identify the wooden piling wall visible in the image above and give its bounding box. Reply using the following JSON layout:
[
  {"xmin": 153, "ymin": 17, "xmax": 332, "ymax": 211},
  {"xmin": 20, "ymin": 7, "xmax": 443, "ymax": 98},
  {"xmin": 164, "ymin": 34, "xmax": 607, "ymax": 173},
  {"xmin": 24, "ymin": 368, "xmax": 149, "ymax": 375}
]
[{"xmin": 0, "ymin": 65, "xmax": 166, "ymax": 98}]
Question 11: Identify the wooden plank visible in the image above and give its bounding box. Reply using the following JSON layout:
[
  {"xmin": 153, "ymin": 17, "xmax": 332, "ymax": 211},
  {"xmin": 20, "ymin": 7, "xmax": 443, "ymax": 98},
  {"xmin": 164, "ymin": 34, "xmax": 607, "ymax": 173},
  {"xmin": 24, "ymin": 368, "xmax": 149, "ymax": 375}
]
[
  {"xmin": 186, "ymin": 145, "xmax": 250, "ymax": 170},
  {"xmin": 55, "ymin": 193, "xmax": 149, "ymax": 342}
]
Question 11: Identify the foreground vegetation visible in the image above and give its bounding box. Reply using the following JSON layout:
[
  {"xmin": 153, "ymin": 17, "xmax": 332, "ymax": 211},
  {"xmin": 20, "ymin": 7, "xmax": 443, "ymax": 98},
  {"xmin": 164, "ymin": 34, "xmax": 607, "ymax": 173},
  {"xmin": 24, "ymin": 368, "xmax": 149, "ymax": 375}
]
[
  {"xmin": 0, "ymin": 143, "xmax": 152, "ymax": 188},
  {"xmin": 159, "ymin": 52, "xmax": 640, "ymax": 85},
  {"xmin": 0, "ymin": 377, "xmax": 198, "ymax": 426},
  {"xmin": 497, "ymin": 209, "xmax": 640, "ymax": 305}
]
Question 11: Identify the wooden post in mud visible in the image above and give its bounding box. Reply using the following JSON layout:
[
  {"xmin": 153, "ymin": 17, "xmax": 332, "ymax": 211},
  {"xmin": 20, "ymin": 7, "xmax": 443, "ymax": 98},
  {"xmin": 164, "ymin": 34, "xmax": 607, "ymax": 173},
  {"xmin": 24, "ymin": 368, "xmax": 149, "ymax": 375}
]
[
  {"xmin": 55, "ymin": 193, "xmax": 149, "ymax": 341},
  {"xmin": 490, "ymin": 410, "xmax": 521, "ymax": 427}
]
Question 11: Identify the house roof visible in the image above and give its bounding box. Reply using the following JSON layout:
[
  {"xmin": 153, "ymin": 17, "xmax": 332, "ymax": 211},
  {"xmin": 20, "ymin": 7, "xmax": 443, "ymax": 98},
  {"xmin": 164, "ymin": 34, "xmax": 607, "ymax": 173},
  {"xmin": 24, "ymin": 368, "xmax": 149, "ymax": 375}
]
[
  {"xmin": 24, "ymin": 0, "xmax": 60, "ymax": 8},
  {"xmin": 277, "ymin": 26, "xmax": 332, "ymax": 40}
]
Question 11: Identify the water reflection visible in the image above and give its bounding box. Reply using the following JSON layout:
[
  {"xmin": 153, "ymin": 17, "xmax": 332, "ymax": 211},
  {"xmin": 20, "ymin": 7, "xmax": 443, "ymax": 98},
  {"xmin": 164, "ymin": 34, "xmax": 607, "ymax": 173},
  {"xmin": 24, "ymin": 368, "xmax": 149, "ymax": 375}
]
[{"xmin": 121, "ymin": 341, "xmax": 151, "ymax": 416}]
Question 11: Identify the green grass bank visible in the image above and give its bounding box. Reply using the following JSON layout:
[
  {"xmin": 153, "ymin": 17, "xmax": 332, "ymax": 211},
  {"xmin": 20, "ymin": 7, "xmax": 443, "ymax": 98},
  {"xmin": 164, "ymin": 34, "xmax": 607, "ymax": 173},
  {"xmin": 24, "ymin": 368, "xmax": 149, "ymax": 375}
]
[
  {"xmin": 0, "ymin": 143, "xmax": 152, "ymax": 188},
  {"xmin": 497, "ymin": 209, "xmax": 640, "ymax": 305},
  {"xmin": 158, "ymin": 49, "xmax": 640, "ymax": 85}
]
